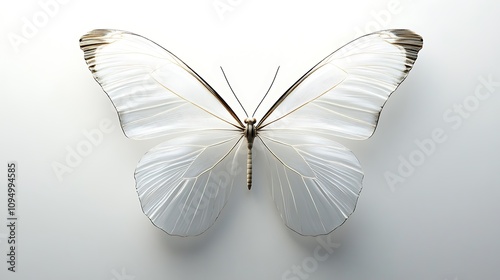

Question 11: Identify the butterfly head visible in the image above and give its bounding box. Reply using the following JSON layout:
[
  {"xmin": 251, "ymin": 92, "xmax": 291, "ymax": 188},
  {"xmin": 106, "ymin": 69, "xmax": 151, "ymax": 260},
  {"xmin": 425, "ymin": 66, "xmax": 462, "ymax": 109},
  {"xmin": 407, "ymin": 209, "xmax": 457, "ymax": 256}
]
[{"xmin": 244, "ymin": 117, "xmax": 256, "ymax": 125}]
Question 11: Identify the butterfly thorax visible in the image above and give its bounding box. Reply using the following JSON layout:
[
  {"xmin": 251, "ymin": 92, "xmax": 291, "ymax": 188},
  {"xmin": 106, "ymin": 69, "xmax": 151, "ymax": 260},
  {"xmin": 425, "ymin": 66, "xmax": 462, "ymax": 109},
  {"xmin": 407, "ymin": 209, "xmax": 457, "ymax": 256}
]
[
  {"xmin": 244, "ymin": 118, "xmax": 257, "ymax": 189},
  {"xmin": 244, "ymin": 117, "xmax": 257, "ymax": 145}
]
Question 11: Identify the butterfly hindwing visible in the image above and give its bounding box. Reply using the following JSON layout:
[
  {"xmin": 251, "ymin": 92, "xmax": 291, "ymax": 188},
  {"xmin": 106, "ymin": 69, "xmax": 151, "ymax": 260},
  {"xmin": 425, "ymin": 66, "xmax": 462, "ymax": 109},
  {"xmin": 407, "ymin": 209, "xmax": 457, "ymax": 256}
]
[
  {"xmin": 135, "ymin": 130, "xmax": 246, "ymax": 236},
  {"xmin": 255, "ymin": 130, "xmax": 363, "ymax": 235}
]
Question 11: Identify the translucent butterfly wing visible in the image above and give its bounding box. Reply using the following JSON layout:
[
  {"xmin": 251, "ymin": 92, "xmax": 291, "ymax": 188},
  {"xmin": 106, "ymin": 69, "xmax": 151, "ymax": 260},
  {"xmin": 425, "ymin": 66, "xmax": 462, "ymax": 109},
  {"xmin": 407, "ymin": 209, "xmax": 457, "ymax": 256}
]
[
  {"xmin": 254, "ymin": 131, "xmax": 363, "ymax": 235},
  {"xmin": 257, "ymin": 30, "xmax": 423, "ymax": 235},
  {"xmin": 259, "ymin": 29, "xmax": 423, "ymax": 140},
  {"xmin": 79, "ymin": 29, "xmax": 243, "ymax": 140},
  {"xmin": 135, "ymin": 130, "xmax": 245, "ymax": 236},
  {"xmin": 80, "ymin": 29, "xmax": 246, "ymax": 236}
]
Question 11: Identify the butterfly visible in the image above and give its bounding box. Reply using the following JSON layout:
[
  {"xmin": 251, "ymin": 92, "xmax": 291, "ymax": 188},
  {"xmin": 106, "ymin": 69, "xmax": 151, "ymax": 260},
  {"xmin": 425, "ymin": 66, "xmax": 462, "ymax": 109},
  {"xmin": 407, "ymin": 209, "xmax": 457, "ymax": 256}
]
[{"xmin": 80, "ymin": 29, "xmax": 422, "ymax": 236}]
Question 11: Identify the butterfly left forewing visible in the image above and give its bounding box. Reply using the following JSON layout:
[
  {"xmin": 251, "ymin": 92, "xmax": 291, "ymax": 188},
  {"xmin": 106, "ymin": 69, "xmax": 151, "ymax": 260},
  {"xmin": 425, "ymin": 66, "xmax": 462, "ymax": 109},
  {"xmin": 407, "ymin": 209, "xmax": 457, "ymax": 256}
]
[{"xmin": 80, "ymin": 29, "xmax": 243, "ymax": 140}]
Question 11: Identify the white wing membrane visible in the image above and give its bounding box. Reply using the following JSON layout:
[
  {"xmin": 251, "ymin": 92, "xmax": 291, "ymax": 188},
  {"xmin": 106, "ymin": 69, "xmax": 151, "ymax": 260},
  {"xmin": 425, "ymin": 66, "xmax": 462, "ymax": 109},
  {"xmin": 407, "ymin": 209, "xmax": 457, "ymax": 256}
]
[
  {"xmin": 256, "ymin": 130, "xmax": 363, "ymax": 235},
  {"xmin": 80, "ymin": 29, "xmax": 243, "ymax": 140},
  {"xmin": 259, "ymin": 30, "xmax": 423, "ymax": 140},
  {"xmin": 135, "ymin": 130, "xmax": 245, "ymax": 236},
  {"xmin": 80, "ymin": 28, "xmax": 422, "ymax": 236}
]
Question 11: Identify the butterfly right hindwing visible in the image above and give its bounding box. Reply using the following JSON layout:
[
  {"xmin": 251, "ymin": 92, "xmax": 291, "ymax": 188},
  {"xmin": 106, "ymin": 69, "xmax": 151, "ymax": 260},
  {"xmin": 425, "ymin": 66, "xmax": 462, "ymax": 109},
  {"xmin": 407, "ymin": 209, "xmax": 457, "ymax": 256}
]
[{"xmin": 255, "ymin": 130, "xmax": 363, "ymax": 236}]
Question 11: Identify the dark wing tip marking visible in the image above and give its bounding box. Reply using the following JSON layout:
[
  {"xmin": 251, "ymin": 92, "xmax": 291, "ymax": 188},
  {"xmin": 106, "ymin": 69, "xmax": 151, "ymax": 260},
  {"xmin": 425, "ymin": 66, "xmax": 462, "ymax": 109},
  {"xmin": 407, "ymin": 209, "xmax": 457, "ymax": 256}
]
[
  {"xmin": 384, "ymin": 29, "xmax": 423, "ymax": 74},
  {"xmin": 79, "ymin": 29, "xmax": 122, "ymax": 73},
  {"xmin": 79, "ymin": 29, "xmax": 115, "ymax": 51}
]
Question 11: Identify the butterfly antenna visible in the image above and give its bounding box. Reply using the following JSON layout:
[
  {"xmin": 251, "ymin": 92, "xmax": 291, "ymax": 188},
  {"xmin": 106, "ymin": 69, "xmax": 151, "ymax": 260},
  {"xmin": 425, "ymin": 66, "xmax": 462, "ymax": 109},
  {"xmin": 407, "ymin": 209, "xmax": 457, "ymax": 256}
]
[
  {"xmin": 220, "ymin": 66, "xmax": 249, "ymax": 118},
  {"xmin": 252, "ymin": 66, "xmax": 280, "ymax": 117}
]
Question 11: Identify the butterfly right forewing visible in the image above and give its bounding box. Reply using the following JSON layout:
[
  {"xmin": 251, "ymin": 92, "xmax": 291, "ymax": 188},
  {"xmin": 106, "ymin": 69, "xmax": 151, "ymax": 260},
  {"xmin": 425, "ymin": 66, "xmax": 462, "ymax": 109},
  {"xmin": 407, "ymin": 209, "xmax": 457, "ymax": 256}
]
[{"xmin": 258, "ymin": 29, "xmax": 423, "ymax": 140}]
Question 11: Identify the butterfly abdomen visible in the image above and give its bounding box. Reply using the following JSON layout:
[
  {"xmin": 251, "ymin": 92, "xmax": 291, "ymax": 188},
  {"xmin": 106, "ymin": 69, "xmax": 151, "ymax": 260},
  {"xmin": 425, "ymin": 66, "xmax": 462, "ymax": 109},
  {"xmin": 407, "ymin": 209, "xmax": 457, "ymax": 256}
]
[
  {"xmin": 247, "ymin": 142, "xmax": 253, "ymax": 190},
  {"xmin": 244, "ymin": 118, "xmax": 257, "ymax": 190}
]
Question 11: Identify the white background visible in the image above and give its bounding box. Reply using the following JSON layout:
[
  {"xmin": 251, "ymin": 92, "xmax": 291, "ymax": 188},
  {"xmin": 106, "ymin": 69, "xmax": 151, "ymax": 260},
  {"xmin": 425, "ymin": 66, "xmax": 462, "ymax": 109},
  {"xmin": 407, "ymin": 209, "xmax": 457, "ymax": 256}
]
[{"xmin": 1, "ymin": 0, "xmax": 500, "ymax": 279}]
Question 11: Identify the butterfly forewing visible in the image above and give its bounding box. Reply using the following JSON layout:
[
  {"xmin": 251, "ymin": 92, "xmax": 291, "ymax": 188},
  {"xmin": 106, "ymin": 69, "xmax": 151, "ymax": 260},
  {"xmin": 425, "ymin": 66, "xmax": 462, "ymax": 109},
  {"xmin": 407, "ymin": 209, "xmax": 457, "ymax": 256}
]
[
  {"xmin": 79, "ymin": 29, "xmax": 243, "ymax": 140},
  {"xmin": 258, "ymin": 29, "xmax": 423, "ymax": 140}
]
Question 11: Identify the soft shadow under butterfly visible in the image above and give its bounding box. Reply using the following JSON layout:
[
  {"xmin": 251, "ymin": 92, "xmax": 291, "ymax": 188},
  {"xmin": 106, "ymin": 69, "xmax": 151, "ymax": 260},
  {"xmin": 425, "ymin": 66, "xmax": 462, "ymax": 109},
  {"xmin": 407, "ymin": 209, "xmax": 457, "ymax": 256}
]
[{"xmin": 80, "ymin": 29, "xmax": 422, "ymax": 236}]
